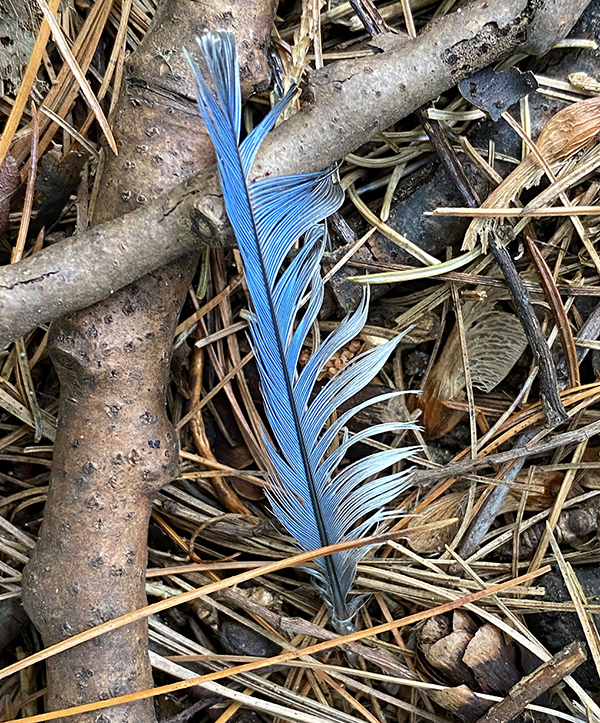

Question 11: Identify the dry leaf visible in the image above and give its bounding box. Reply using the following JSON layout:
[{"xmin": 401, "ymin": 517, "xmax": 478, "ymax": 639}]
[{"xmin": 417, "ymin": 294, "xmax": 527, "ymax": 438}]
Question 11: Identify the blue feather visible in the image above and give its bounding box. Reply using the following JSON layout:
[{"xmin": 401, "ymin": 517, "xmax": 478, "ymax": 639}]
[{"xmin": 187, "ymin": 30, "xmax": 418, "ymax": 634}]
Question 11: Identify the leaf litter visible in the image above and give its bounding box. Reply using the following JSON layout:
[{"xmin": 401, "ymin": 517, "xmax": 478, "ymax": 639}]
[{"xmin": 2, "ymin": 1, "xmax": 600, "ymax": 722}]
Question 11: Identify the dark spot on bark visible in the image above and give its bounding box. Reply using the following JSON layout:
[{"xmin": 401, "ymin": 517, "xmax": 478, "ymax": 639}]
[
  {"xmin": 68, "ymin": 581, "xmax": 80, "ymax": 596},
  {"xmin": 74, "ymin": 476, "xmax": 88, "ymax": 487},
  {"xmin": 82, "ymin": 461, "xmax": 97, "ymax": 474},
  {"xmin": 125, "ymin": 549, "xmax": 136, "ymax": 564},
  {"xmin": 85, "ymin": 493, "xmax": 104, "ymax": 510},
  {"xmin": 110, "ymin": 565, "xmax": 124, "ymax": 577},
  {"xmin": 75, "ymin": 667, "xmax": 94, "ymax": 681},
  {"xmin": 139, "ymin": 411, "xmax": 154, "ymax": 424},
  {"xmin": 89, "ymin": 555, "xmax": 104, "ymax": 568},
  {"xmin": 107, "ymin": 404, "xmax": 120, "ymax": 417},
  {"xmin": 129, "ymin": 448, "xmax": 141, "ymax": 464},
  {"xmin": 148, "ymin": 439, "xmax": 160, "ymax": 448},
  {"xmin": 61, "ymin": 621, "xmax": 74, "ymax": 636},
  {"xmin": 364, "ymin": 66, "xmax": 373, "ymax": 74},
  {"xmin": 86, "ymin": 324, "xmax": 97, "ymax": 338}
]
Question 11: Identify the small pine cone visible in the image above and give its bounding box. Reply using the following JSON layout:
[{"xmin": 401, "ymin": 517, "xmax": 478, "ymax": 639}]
[{"xmin": 298, "ymin": 338, "xmax": 364, "ymax": 380}]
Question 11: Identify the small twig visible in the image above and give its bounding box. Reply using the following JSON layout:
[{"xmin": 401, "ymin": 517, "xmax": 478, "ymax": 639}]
[
  {"xmin": 411, "ymin": 417, "xmax": 600, "ymax": 485},
  {"xmin": 347, "ymin": 0, "xmax": 392, "ymax": 36},
  {"xmin": 455, "ymin": 432, "xmax": 536, "ymax": 565},
  {"xmin": 415, "ymin": 105, "xmax": 481, "ymax": 208},
  {"xmin": 476, "ymin": 641, "xmax": 586, "ymax": 723},
  {"xmin": 488, "ymin": 229, "xmax": 567, "ymax": 427}
]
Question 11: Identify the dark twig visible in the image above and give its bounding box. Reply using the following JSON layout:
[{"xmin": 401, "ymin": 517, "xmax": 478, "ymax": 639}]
[
  {"xmin": 348, "ymin": 0, "xmax": 392, "ymax": 35},
  {"xmin": 476, "ymin": 641, "xmax": 586, "ymax": 723},
  {"xmin": 488, "ymin": 229, "xmax": 567, "ymax": 427},
  {"xmin": 415, "ymin": 105, "xmax": 481, "ymax": 209},
  {"xmin": 416, "ymin": 108, "xmax": 567, "ymax": 427}
]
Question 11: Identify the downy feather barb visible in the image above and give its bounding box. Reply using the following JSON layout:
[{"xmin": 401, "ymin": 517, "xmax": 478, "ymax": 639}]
[{"xmin": 186, "ymin": 30, "xmax": 418, "ymax": 634}]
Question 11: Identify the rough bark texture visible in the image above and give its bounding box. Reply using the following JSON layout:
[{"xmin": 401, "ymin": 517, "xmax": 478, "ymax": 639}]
[
  {"xmin": 0, "ymin": 0, "xmax": 591, "ymax": 350},
  {"xmin": 21, "ymin": 2, "xmax": 274, "ymax": 722}
]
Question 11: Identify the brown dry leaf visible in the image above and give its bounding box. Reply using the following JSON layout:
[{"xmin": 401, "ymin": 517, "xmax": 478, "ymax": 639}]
[
  {"xmin": 464, "ymin": 95, "xmax": 600, "ymax": 251},
  {"xmin": 418, "ymin": 295, "xmax": 527, "ymax": 438},
  {"xmin": 0, "ymin": 153, "xmax": 20, "ymax": 234},
  {"xmin": 407, "ymin": 470, "xmax": 563, "ymax": 555},
  {"xmin": 407, "ymin": 492, "xmax": 464, "ymax": 553}
]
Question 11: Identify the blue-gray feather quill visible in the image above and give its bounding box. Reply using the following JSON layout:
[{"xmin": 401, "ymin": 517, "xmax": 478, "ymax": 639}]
[{"xmin": 186, "ymin": 30, "xmax": 417, "ymax": 634}]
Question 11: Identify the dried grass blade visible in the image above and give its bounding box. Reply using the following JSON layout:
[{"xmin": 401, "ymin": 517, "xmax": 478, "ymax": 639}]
[
  {"xmin": 525, "ymin": 234, "xmax": 580, "ymax": 387},
  {"xmin": 1, "ymin": 567, "xmax": 550, "ymax": 723},
  {"xmin": 0, "ymin": 0, "xmax": 60, "ymax": 170},
  {"xmin": 35, "ymin": 0, "xmax": 118, "ymax": 155},
  {"xmin": 547, "ymin": 525, "xmax": 600, "ymax": 680}
]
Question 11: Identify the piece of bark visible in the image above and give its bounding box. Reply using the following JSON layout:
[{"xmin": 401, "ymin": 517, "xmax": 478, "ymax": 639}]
[
  {"xmin": 417, "ymin": 615, "xmax": 453, "ymax": 656},
  {"xmin": 430, "ymin": 684, "xmax": 493, "ymax": 723},
  {"xmin": 463, "ymin": 624, "xmax": 521, "ymax": 696},
  {"xmin": 0, "ymin": 0, "xmax": 592, "ymax": 350},
  {"xmin": 0, "ymin": 152, "xmax": 20, "ymax": 235},
  {"xmin": 476, "ymin": 641, "xmax": 587, "ymax": 723},
  {"xmin": 426, "ymin": 631, "xmax": 478, "ymax": 688},
  {"xmin": 453, "ymin": 611, "xmax": 479, "ymax": 636},
  {"xmin": 21, "ymin": 2, "xmax": 275, "ymax": 723}
]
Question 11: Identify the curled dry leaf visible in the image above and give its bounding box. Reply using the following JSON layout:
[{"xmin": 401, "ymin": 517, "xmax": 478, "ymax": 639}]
[
  {"xmin": 417, "ymin": 291, "xmax": 527, "ymax": 438},
  {"xmin": 406, "ymin": 470, "xmax": 564, "ymax": 555},
  {"xmin": 463, "ymin": 95, "xmax": 600, "ymax": 251}
]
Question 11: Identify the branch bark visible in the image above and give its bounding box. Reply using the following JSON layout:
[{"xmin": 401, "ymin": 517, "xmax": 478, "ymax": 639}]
[
  {"xmin": 20, "ymin": 2, "xmax": 275, "ymax": 722},
  {"xmin": 0, "ymin": 0, "xmax": 591, "ymax": 351}
]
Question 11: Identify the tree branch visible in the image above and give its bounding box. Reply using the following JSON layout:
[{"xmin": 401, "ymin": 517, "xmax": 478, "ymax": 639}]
[{"xmin": 0, "ymin": 0, "xmax": 591, "ymax": 350}]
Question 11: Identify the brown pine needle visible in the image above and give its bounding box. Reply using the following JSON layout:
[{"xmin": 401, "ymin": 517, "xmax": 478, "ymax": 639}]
[{"xmin": 35, "ymin": 0, "xmax": 118, "ymax": 155}]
